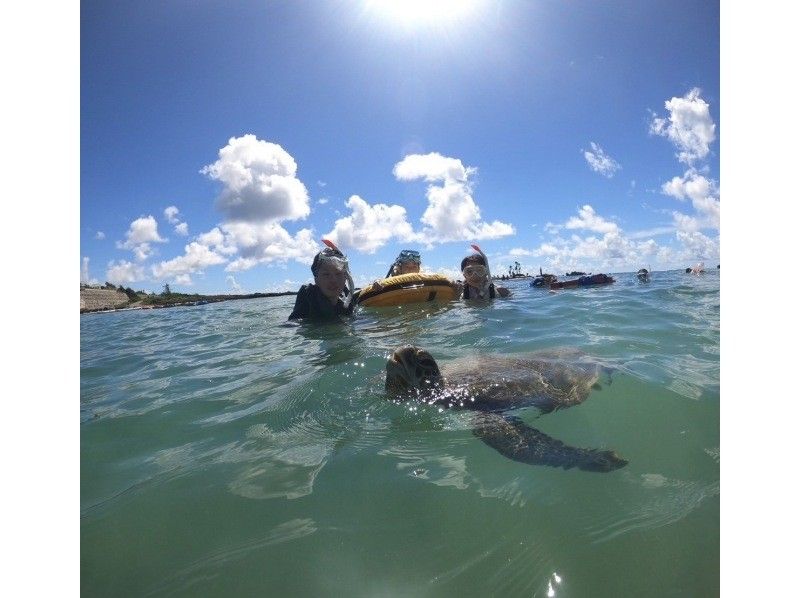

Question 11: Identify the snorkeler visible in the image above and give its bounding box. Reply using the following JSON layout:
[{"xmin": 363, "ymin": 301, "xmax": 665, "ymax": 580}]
[
  {"xmin": 288, "ymin": 241, "xmax": 356, "ymax": 321},
  {"xmin": 362, "ymin": 249, "xmax": 424, "ymax": 294},
  {"xmin": 386, "ymin": 249, "xmax": 422, "ymax": 277},
  {"xmin": 460, "ymin": 245, "xmax": 510, "ymax": 299}
]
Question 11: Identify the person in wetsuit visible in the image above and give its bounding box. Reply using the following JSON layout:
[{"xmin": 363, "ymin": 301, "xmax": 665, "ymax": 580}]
[
  {"xmin": 288, "ymin": 246, "xmax": 356, "ymax": 321},
  {"xmin": 460, "ymin": 253, "xmax": 511, "ymax": 300}
]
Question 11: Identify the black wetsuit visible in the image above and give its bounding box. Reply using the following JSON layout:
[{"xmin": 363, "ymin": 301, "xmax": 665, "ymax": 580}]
[
  {"xmin": 463, "ymin": 283, "xmax": 496, "ymax": 299},
  {"xmin": 288, "ymin": 284, "xmax": 355, "ymax": 321}
]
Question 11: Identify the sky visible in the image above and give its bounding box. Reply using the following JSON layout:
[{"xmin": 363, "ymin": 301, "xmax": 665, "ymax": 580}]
[{"xmin": 80, "ymin": 0, "xmax": 721, "ymax": 294}]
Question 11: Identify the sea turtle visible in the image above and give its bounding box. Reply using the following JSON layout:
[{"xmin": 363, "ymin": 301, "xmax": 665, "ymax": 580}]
[{"xmin": 384, "ymin": 346, "xmax": 628, "ymax": 473}]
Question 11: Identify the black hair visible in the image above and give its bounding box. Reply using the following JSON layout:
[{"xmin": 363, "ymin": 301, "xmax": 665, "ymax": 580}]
[
  {"xmin": 385, "ymin": 250, "xmax": 421, "ymax": 277},
  {"xmin": 311, "ymin": 247, "xmax": 345, "ymax": 275},
  {"xmin": 460, "ymin": 254, "xmax": 486, "ymax": 271}
]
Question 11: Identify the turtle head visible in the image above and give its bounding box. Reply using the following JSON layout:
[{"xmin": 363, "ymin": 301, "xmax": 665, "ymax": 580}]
[
  {"xmin": 385, "ymin": 346, "xmax": 443, "ymax": 396},
  {"xmin": 579, "ymin": 449, "xmax": 629, "ymax": 473}
]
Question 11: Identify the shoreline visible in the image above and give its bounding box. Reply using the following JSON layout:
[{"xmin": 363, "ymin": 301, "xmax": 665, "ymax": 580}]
[{"xmin": 80, "ymin": 290, "xmax": 296, "ymax": 315}]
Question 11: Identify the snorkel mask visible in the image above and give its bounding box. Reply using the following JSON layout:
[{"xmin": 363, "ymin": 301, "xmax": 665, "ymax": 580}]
[
  {"xmin": 386, "ymin": 249, "xmax": 421, "ymax": 277},
  {"xmin": 396, "ymin": 249, "xmax": 421, "ymax": 265},
  {"xmin": 313, "ymin": 240, "xmax": 355, "ymax": 307},
  {"xmin": 462, "ymin": 245, "xmax": 492, "ymax": 297}
]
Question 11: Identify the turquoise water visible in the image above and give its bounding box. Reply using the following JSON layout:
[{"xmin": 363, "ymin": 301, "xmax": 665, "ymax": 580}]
[{"xmin": 81, "ymin": 270, "xmax": 719, "ymax": 597}]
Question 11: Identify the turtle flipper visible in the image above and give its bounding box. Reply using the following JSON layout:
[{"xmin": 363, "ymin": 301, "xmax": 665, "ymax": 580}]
[{"xmin": 472, "ymin": 414, "xmax": 627, "ymax": 473}]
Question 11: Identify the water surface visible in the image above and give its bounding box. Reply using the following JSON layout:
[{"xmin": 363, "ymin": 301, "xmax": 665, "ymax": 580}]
[{"xmin": 81, "ymin": 270, "xmax": 720, "ymax": 596}]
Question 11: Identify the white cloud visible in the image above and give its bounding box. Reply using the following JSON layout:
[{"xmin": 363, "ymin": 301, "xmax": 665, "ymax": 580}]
[
  {"xmin": 393, "ymin": 152, "xmax": 514, "ymax": 243},
  {"xmin": 672, "ymin": 211, "xmax": 719, "ymax": 260},
  {"xmin": 164, "ymin": 205, "xmax": 181, "ymax": 224},
  {"xmin": 164, "ymin": 207, "xmax": 189, "ymax": 236},
  {"xmin": 151, "ymin": 241, "xmax": 228, "ymax": 281},
  {"xmin": 225, "ymin": 257, "xmax": 259, "ymax": 272},
  {"xmin": 81, "ymin": 257, "xmax": 90, "ymax": 284},
  {"xmin": 661, "ymin": 169, "xmax": 720, "ymax": 229},
  {"xmin": 512, "ymin": 205, "xmax": 718, "ymax": 272},
  {"xmin": 627, "ymin": 226, "xmax": 675, "ymax": 239},
  {"xmin": 321, "ymin": 153, "xmax": 514, "ymax": 254},
  {"xmin": 95, "ymin": 231, "xmax": 105, "ymax": 240},
  {"xmin": 650, "ymin": 88, "xmax": 716, "ymax": 165},
  {"xmin": 226, "ymin": 275, "xmax": 243, "ymax": 293},
  {"xmin": 317, "ymin": 197, "xmax": 329, "ymax": 205},
  {"xmin": 159, "ymin": 221, "xmax": 314, "ymax": 279},
  {"xmin": 195, "ymin": 227, "xmax": 238, "ymax": 255},
  {"xmin": 565, "ymin": 205, "xmax": 620, "ymax": 234},
  {"xmin": 80, "ymin": 257, "xmax": 99, "ymax": 285},
  {"xmin": 116, "ymin": 215, "xmax": 167, "ymax": 261},
  {"xmin": 675, "ymin": 228, "xmax": 719, "ymax": 261},
  {"xmin": 583, "ymin": 142, "xmax": 621, "ymax": 178},
  {"xmin": 393, "ymin": 152, "xmax": 475, "ymax": 183},
  {"xmin": 201, "ymin": 134, "xmax": 310, "ymax": 223},
  {"xmin": 545, "ymin": 222, "xmax": 562, "ymax": 234},
  {"xmin": 264, "ymin": 279, "xmax": 300, "ymax": 293},
  {"xmin": 174, "ymin": 274, "xmax": 192, "ymax": 286},
  {"xmin": 220, "ymin": 222, "xmax": 319, "ymax": 271},
  {"xmin": 673, "ymin": 211, "xmax": 702, "ymax": 233},
  {"xmin": 419, "ymin": 180, "xmax": 515, "ymax": 242},
  {"xmin": 521, "ymin": 232, "xmax": 658, "ymax": 272},
  {"xmin": 325, "ymin": 195, "xmax": 418, "ymax": 253},
  {"xmin": 106, "ymin": 260, "xmax": 146, "ymax": 285},
  {"xmin": 509, "ymin": 248, "xmax": 537, "ymax": 257}
]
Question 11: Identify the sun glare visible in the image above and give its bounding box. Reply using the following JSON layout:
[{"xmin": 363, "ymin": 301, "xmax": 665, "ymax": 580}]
[{"xmin": 365, "ymin": 0, "xmax": 484, "ymax": 26}]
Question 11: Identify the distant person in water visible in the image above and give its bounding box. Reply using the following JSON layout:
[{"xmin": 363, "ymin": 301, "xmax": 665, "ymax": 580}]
[
  {"xmin": 386, "ymin": 249, "xmax": 422, "ymax": 277},
  {"xmin": 363, "ymin": 250, "xmax": 423, "ymax": 293},
  {"xmin": 460, "ymin": 253, "xmax": 510, "ymax": 299},
  {"xmin": 288, "ymin": 246, "xmax": 356, "ymax": 321},
  {"xmin": 687, "ymin": 262, "xmax": 705, "ymax": 275}
]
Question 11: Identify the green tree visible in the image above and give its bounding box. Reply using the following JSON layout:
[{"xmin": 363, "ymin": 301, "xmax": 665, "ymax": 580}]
[{"xmin": 162, "ymin": 283, "xmax": 171, "ymax": 296}]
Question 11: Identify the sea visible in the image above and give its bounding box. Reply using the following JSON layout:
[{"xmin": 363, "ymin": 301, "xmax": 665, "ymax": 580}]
[{"xmin": 80, "ymin": 269, "xmax": 720, "ymax": 597}]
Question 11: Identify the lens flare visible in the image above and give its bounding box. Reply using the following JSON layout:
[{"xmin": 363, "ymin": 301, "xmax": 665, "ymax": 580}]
[{"xmin": 365, "ymin": 0, "xmax": 484, "ymax": 26}]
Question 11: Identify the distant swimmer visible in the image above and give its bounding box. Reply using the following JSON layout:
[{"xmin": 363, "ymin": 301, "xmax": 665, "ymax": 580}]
[
  {"xmin": 386, "ymin": 249, "xmax": 422, "ymax": 278},
  {"xmin": 363, "ymin": 249, "xmax": 423, "ymax": 294}
]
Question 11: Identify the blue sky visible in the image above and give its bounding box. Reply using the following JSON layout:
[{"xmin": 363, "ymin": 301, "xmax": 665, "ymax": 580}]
[{"xmin": 81, "ymin": 0, "xmax": 720, "ymax": 294}]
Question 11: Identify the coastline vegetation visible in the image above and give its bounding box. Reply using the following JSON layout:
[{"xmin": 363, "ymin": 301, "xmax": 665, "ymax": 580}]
[{"xmin": 80, "ymin": 282, "xmax": 295, "ymax": 314}]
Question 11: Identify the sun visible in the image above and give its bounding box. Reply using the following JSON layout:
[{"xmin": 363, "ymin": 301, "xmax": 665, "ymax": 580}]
[{"xmin": 365, "ymin": 0, "xmax": 485, "ymax": 26}]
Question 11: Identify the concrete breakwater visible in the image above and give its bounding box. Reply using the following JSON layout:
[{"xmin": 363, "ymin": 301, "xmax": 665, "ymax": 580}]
[
  {"xmin": 80, "ymin": 288, "xmax": 130, "ymax": 312},
  {"xmin": 80, "ymin": 287, "xmax": 298, "ymax": 313}
]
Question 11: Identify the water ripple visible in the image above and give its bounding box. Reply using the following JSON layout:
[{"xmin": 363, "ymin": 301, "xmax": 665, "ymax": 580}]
[{"xmin": 81, "ymin": 271, "xmax": 719, "ymax": 595}]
